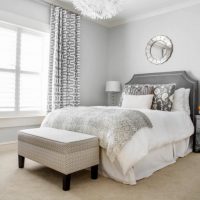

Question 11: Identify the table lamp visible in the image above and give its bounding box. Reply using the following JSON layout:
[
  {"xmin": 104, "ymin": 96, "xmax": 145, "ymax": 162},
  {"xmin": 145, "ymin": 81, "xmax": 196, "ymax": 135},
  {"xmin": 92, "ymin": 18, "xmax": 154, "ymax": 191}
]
[{"xmin": 105, "ymin": 81, "xmax": 121, "ymax": 106}]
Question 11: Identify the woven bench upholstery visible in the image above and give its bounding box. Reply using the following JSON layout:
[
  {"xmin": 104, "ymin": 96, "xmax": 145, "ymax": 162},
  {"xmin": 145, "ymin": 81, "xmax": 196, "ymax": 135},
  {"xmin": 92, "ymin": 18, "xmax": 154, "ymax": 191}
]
[{"xmin": 18, "ymin": 128, "xmax": 99, "ymax": 175}]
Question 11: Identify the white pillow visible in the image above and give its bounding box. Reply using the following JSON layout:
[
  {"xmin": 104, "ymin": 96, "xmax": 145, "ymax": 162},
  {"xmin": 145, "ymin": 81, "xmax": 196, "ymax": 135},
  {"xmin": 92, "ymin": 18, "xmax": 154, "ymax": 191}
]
[
  {"xmin": 184, "ymin": 89, "xmax": 190, "ymax": 115},
  {"xmin": 172, "ymin": 88, "xmax": 190, "ymax": 115},
  {"xmin": 121, "ymin": 94, "xmax": 154, "ymax": 109},
  {"xmin": 172, "ymin": 88, "xmax": 185, "ymax": 112}
]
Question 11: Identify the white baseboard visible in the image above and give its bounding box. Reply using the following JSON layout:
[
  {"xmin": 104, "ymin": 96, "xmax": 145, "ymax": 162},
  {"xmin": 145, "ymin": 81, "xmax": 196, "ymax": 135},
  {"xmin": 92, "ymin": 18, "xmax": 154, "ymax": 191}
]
[{"xmin": 0, "ymin": 140, "xmax": 17, "ymax": 151}]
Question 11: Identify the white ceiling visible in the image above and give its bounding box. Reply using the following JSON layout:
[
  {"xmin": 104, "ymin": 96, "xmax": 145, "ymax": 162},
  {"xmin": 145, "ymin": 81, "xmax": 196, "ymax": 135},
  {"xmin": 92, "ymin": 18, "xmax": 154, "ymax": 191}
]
[{"xmin": 46, "ymin": 0, "xmax": 200, "ymax": 27}]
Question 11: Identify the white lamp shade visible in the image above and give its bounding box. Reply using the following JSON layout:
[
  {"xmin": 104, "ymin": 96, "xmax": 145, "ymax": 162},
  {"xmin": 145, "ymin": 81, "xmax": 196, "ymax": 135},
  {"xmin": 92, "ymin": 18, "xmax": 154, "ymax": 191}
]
[{"xmin": 105, "ymin": 81, "xmax": 121, "ymax": 92}]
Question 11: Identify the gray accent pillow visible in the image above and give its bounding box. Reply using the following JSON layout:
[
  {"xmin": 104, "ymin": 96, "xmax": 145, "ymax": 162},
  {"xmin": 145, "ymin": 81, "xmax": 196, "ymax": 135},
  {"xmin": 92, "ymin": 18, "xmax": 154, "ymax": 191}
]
[
  {"xmin": 151, "ymin": 84, "xmax": 176, "ymax": 111},
  {"xmin": 120, "ymin": 84, "xmax": 154, "ymax": 106},
  {"xmin": 123, "ymin": 84, "xmax": 154, "ymax": 95}
]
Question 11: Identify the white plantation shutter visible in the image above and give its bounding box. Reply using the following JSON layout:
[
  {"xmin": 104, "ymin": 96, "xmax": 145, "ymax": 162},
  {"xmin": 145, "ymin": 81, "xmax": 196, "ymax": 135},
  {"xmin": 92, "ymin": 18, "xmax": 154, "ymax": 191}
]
[
  {"xmin": 20, "ymin": 32, "xmax": 44, "ymax": 72},
  {"xmin": 0, "ymin": 22, "xmax": 49, "ymax": 115},
  {"xmin": 0, "ymin": 72, "xmax": 15, "ymax": 111},
  {"xmin": 0, "ymin": 26, "xmax": 17, "ymax": 111},
  {"xmin": 0, "ymin": 27, "xmax": 17, "ymax": 69},
  {"xmin": 20, "ymin": 31, "xmax": 47, "ymax": 111},
  {"xmin": 20, "ymin": 74, "xmax": 42, "ymax": 111}
]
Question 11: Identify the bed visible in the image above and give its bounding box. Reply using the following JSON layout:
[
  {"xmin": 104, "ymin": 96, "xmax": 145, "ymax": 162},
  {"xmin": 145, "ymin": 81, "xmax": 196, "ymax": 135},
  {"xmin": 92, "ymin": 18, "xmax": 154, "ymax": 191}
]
[{"xmin": 41, "ymin": 71, "xmax": 198, "ymax": 185}]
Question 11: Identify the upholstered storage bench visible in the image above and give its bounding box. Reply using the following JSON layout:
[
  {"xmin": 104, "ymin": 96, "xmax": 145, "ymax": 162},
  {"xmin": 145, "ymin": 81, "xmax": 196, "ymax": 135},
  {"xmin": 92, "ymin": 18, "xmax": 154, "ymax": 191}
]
[{"xmin": 18, "ymin": 127, "xmax": 99, "ymax": 191}]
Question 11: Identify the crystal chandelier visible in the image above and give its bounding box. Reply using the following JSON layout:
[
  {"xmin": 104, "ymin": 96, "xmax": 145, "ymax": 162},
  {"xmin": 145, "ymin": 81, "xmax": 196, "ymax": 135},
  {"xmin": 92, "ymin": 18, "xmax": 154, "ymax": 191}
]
[{"xmin": 72, "ymin": 0, "xmax": 123, "ymax": 20}]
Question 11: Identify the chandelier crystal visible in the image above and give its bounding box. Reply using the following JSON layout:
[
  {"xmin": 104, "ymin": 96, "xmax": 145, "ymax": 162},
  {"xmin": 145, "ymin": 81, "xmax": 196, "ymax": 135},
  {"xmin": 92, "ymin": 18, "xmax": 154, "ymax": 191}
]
[{"xmin": 72, "ymin": 0, "xmax": 124, "ymax": 20}]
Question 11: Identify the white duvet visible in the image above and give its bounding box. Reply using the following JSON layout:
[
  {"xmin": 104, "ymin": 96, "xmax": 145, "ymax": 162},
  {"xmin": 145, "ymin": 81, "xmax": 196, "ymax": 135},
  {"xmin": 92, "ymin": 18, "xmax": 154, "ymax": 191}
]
[{"xmin": 114, "ymin": 108, "xmax": 194, "ymax": 176}]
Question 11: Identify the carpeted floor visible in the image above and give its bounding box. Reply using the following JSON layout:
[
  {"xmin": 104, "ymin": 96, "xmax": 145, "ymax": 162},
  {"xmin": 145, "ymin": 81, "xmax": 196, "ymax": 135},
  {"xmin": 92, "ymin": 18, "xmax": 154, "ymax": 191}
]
[{"xmin": 1, "ymin": 144, "xmax": 200, "ymax": 200}]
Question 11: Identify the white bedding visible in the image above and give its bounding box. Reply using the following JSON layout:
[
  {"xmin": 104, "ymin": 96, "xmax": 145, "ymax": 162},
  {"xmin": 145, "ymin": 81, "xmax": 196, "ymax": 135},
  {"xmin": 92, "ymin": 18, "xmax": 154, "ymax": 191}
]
[
  {"xmin": 42, "ymin": 106, "xmax": 194, "ymax": 185},
  {"xmin": 117, "ymin": 109, "xmax": 194, "ymax": 174},
  {"xmin": 100, "ymin": 108, "xmax": 194, "ymax": 184}
]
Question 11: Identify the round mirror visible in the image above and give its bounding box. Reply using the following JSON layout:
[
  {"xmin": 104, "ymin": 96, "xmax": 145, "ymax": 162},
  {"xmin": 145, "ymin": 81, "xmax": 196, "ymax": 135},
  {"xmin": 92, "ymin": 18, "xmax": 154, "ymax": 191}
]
[{"xmin": 145, "ymin": 35, "xmax": 173, "ymax": 65}]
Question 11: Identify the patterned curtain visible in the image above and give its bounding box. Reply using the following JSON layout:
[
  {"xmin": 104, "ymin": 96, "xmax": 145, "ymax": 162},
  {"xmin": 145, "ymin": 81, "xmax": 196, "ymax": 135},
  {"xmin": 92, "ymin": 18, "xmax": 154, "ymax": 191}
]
[{"xmin": 47, "ymin": 5, "xmax": 80, "ymax": 112}]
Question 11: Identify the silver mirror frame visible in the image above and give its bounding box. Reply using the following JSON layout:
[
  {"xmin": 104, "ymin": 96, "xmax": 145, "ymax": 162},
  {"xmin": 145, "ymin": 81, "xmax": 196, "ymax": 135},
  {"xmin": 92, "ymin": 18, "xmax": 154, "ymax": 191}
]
[{"xmin": 145, "ymin": 35, "xmax": 173, "ymax": 65}]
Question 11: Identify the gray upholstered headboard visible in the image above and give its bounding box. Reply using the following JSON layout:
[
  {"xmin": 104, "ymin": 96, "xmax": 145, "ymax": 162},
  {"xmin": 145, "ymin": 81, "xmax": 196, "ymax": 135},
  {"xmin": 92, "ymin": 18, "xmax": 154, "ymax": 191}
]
[{"xmin": 125, "ymin": 71, "xmax": 198, "ymax": 124}]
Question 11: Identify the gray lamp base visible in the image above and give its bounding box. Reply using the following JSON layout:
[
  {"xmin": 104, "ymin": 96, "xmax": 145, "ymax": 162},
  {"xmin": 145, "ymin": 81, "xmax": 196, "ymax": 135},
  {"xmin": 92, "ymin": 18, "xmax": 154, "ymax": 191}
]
[{"xmin": 107, "ymin": 93, "xmax": 118, "ymax": 106}]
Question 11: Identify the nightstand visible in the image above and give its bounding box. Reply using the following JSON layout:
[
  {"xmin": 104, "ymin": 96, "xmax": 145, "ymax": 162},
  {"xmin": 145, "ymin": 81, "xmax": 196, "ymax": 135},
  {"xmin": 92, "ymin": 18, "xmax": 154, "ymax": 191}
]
[{"xmin": 195, "ymin": 115, "xmax": 200, "ymax": 152}]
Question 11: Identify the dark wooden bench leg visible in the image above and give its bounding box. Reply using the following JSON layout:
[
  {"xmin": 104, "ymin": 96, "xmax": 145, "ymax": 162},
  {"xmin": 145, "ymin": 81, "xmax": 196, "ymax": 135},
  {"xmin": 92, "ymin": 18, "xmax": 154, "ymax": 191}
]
[
  {"xmin": 91, "ymin": 165, "xmax": 98, "ymax": 179},
  {"xmin": 63, "ymin": 174, "xmax": 71, "ymax": 191},
  {"xmin": 18, "ymin": 155, "xmax": 25, "ymax": 168}
]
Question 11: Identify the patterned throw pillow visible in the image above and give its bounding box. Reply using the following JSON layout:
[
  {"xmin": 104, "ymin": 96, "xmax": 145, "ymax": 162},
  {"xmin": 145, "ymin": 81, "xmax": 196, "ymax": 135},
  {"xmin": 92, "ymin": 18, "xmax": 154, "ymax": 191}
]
[
  {"xmin": 151, "ymin": 84, "xmax": 176, "ymax": 111},
  {"xmin": 120, "ymin": 84, "xmax": 154, "ymax": 106},
  {"xmin": 123, "ymin": 84, "xmax": 154, "ymax": 95}
]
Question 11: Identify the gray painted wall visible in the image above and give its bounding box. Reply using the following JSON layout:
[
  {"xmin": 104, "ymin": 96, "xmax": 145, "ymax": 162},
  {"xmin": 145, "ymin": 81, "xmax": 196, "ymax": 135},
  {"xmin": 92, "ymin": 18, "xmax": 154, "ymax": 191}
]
[
  {"xmin": 80, "ymin": 19, "xmax": 108, "ymax": 106},
  {"xmin": 107, "ymin": 4, "xmax": 200, "ymax": 89}
]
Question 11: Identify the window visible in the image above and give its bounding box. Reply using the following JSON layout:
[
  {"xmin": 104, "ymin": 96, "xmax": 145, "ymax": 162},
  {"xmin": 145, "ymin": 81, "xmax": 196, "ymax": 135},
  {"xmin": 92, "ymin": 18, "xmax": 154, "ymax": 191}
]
[{"xmin": 0, "ymin": 21, "xmax": 49, "ymax": 116}]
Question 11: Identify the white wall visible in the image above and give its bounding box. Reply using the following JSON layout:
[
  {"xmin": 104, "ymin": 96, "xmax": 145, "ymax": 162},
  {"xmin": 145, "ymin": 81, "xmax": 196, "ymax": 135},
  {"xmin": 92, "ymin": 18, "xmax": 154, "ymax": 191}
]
[
  {"xmin": 0, "ymin": 125, "xmax": 39, "ymax": 143},
  {"xmin": 0, "ymin": 0, "xmax": 108, "ymax": 142},
  {"xmin": 107, "ymin": 4, "xmax": 200, "ymax": 89}
]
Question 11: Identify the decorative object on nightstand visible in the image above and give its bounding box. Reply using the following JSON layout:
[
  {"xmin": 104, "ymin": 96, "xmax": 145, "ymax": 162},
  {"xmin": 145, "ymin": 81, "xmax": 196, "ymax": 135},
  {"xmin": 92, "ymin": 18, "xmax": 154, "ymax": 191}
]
[
  {"xmin": 195, "ymin": 115, "xmax": 200, "ymax": 152},
  {"xmin": 198, "ymin": 106, "xmax": 200, "ymax": 114},
  {"xmin": 105, "ymin": 81, "xmax": 121, "ymax": 106}
]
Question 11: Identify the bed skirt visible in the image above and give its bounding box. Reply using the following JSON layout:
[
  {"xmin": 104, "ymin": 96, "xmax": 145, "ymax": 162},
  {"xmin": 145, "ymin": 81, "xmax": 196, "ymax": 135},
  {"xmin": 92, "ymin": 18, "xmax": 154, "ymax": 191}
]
[{"xmin": 100, "ymin": 137, "xmax": 192, "ymax": 185}]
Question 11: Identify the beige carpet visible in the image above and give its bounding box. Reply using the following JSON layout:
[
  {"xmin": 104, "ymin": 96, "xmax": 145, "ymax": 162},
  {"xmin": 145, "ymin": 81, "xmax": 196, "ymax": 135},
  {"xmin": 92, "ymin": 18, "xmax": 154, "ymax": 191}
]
[{"xmin": 1, "ymin": 144, "xmax": 200, "ymax": 200}]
